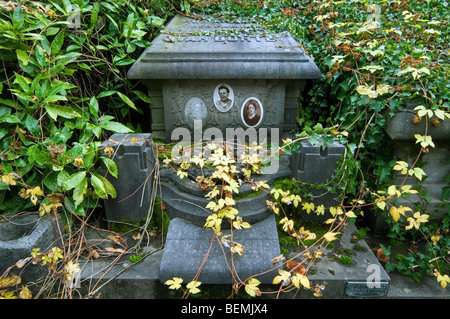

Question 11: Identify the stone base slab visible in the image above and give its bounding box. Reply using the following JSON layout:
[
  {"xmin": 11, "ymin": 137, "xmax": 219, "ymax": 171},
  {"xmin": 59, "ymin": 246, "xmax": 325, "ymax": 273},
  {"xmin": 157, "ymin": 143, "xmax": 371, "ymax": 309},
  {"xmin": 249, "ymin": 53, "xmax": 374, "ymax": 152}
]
[{"xmin": 159, "ymin": 214, "xmax": 281, "ymax": 284}]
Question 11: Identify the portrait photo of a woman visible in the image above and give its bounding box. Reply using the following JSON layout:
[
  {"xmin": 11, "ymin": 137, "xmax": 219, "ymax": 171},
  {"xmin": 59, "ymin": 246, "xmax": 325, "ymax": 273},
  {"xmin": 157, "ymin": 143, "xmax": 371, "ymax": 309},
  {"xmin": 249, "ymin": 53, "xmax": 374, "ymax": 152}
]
[
  {"xmin": 213, "ymin": 83, "xmax": 234, "ymax": 112},
  {"xmin": 241, "ymin": 97, "xmax": 263, "ymax": 127}
]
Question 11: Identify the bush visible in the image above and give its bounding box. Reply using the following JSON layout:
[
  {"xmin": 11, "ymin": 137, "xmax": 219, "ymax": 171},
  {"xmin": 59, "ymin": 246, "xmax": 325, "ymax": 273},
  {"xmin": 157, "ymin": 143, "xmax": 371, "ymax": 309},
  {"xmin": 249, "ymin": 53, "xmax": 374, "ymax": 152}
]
[{"xmin": 0, "ymin": 0, "xmax": 173, "ymax": 220}]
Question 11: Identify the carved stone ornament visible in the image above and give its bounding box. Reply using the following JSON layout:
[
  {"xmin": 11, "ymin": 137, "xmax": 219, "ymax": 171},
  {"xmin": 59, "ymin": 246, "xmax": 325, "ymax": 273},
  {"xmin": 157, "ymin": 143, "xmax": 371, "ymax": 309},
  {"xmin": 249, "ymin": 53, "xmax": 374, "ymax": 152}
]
[{"xmin": 184, "ymin": 97, "xmax": 208, "ymax": 128}]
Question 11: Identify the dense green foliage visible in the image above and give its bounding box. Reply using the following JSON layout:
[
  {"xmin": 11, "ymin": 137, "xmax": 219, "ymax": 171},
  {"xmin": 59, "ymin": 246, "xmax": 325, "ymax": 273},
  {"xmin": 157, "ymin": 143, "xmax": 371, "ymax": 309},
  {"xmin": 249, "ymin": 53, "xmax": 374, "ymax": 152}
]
[{"xmin": 0, "ymin": 0, "xmax": 172, "ymax": 220}]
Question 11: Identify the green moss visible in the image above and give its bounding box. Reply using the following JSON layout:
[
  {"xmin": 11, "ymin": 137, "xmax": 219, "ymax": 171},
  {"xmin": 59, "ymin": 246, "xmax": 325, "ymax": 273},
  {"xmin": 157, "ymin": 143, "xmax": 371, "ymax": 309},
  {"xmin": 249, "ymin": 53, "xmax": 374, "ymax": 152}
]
[
  {"xmin": 129, "ymin": 254, "xmax": 142, "ymax": 263},
  {"xmin": 353, "ymin": 244, "xmax": 366, "ymax": 252},
  {"xmin": 234, "ymin": 189, "xmax": 261, "ymax": 200},
  {"xmin": 279, "ymin": 235, "xmax": 296, "ymax": 246},
  {"xmin": 338, "ymin": 255, "xmax": 353, "ymax": 265},
  {"xmin": 109, "ymin": 197, "xmax": 171, "ymax": 235}
]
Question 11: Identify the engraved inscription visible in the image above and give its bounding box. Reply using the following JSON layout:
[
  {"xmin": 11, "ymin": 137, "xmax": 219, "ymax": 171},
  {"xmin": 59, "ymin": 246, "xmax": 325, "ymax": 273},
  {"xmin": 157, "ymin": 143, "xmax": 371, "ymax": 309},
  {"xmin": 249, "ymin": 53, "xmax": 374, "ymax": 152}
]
[
  {"xmin": 346, "ymin": 282, "xmax": 389, "ymax": 297},
  {"xmin": 173, "ymin": 35, "xmax": 277, "ymax": 43}
]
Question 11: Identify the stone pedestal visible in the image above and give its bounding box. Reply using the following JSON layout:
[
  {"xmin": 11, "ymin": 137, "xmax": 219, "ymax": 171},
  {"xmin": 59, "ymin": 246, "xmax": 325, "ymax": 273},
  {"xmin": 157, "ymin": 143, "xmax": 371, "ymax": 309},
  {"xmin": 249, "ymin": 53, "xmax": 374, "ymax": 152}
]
[
  {"xmin": 159, "ymin": 215, "xmax": 281, "ymax": 284},
  {"xmin": 290, "ymin": 139, "xmax": 346, "ymax": 221},
  {"xmin": 100, "ymin": 134, "xmax": 156, "ymax": 224}
]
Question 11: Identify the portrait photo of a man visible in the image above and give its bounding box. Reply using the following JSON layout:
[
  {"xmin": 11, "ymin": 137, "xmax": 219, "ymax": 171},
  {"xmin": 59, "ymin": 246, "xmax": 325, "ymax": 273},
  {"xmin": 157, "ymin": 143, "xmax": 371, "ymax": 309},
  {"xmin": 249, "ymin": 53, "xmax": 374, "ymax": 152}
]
[
  {"xmin": 241, "ymin": 97, "xmax": 263, "ymax": 127},
  {"xmin": 214, "ymin": 83, "xmax": 234, "ymax": 112}
]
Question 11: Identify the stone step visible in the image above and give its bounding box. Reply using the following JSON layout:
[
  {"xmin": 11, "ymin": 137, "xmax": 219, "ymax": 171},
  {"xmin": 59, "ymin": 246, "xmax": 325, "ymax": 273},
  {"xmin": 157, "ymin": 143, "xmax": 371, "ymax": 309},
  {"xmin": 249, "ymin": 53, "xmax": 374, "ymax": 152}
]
[{"xmin": 75, "ymin": 221, "xmax": 448, "ymax": 299}]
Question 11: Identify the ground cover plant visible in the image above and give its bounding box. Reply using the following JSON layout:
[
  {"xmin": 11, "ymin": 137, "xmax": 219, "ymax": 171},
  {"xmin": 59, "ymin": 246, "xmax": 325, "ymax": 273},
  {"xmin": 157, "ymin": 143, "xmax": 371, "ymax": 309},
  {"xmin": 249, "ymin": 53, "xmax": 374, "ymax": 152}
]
[{"xmin": 0, "ymin": 0, "xmax": 449, "ymax": 298}]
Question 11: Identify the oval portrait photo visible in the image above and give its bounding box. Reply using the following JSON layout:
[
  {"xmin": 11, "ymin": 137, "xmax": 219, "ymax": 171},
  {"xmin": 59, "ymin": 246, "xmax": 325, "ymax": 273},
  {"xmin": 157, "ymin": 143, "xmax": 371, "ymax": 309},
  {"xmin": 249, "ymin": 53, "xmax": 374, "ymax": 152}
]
[
  {"xmin": 213, "ymin": 83, "xmax": 234, "ymax": 112},
  {"xmin": 241, "ymin": 97, "xmax": 263, "ymax": 127}
]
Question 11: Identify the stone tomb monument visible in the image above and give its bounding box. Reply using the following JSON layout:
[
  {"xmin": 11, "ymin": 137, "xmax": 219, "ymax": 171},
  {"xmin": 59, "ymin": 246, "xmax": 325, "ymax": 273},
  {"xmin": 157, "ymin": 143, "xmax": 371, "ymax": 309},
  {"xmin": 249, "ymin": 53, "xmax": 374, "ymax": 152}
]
[
  {"xmin": 100, "ymin": 14, "xmax": 391, "ymax": 293},
  {"xmin": 126, "ymin": 14, "xmax": 324, "ymax": 285}
]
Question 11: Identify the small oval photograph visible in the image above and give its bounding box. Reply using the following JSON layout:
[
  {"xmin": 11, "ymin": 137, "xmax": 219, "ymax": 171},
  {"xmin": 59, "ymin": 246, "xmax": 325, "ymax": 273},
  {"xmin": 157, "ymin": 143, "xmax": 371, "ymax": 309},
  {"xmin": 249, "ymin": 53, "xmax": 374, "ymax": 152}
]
[
  {"xmin": 241, "ymin": 97, "xmax": 263, "ymax": 127},
  {"xmin": 213, "ymin": 83, "xmax": 234, "ymax": 112}
]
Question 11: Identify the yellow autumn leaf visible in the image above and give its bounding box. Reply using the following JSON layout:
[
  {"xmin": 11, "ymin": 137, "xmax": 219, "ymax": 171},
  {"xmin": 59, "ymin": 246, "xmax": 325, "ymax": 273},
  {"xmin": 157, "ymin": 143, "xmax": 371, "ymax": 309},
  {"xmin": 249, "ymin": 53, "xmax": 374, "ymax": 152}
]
[
  {"xmin": 376, "ymin": 84, "xmax": 391, "ymax": 95},
  {"xmin": 316, "ymin": 204, "xmax": 325, "ymax": 216},
  {"xmin": 19, "ymin": 286, "xmax": 32, "ymax": 299},
  {"xmin": 176, "ymin": 169, "xmax": 188, "ymax": 179},
  {"xmin": 245, "ymin": 278, "xmax": 261, "ymax": 297},
  {"xmin": 292, "ymin": 274, "xmax": 310, "ymax": 289},
  {"xmin": 273, "ymin": 269, "xmax": 291, "ymax": 286},
  {"xmin": 345, "ymin": 210, "xmax": 357, "ymax": 218},
  {"xmin": 204, "ymin": 213, "xmax": 222, "ymax": 231},
  {"xmin": 434, "ymin": 270, "xmax": 450, "ymax": 289},
  {"xmin": 1, "ymin": 174, "xmax": 17, "ymax": 185},
  {"xmin": 231, "ymin": 242, "xmax": 245, "ymax": 256},
  {"xmin": 376, "ymin": 200, "xmax": 386, "ymax": 210},
  {"xmin": 387, "ymin": 185, "xmax": 400, "ymax": 197},
  {"xmin": 164, "ymin": 277, "xmax": 183, "ymax": 290},
  {"xmin": 389, "ymin": 206, "xmax": 401, "ymax": 222},
  {"xmin": 329, "ymin": 206, "xmax": 343, "ymax": 216},
  {"xmin": 233, "ymin": 217, "xmax": 251, "ymax": 230},
  {"xmin": 0, "ymin": 275, "xmax": 21, "ymax": 289},
  {"xmin": 324, "ymin": 232, "xmax": 340, "ymax": 242},
  {"xmin": 186, "ymin": 280, "xmax": 201, "ymax": 294},
  {"xmin": 393, "ymin": 161, "xmax": 408, "ymax": 174},
  {"xmin": 302, "ymin": 202, "xmax": 315, "ymax": 214}
]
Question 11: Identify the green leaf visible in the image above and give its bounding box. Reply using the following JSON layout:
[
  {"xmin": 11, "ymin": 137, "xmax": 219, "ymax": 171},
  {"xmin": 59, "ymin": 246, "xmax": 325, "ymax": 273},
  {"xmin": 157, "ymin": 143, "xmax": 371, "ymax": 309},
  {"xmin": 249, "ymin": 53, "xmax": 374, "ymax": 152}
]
[
  {"xmin": 100, "ymin": 121, "xmax": 133, "ymax": 133},
  {"xmin": 117, "ymin": 92, "xmax": 136, "ymax": 110},
  {"xmin": 64, "ymin": 196, "xmax": 85, "ymax": 216},
  {"xmin": 51, "ymin": 32, "xmax": 65, "ymax": 55},
  {"xmin": 95, "ymin": 174, "xmax": 116, "ymax": 198},
  {"xmin": 27, "ymin": 144, "xmax": 50, "ymax": 165},
  {"xmin": 97, "ymin": 90, "xmax": 117, "ymax": 98},
  {"xmin": 43, "ymin": 95, "xmax": 67, "ymax": 103},
  {"xmin": 90, "ymin": 174, "xmax": 107, "ymax": 199},
  {"xmin": 100, "ymin": 157, "xmax": 118, "ymax": 178},
  {"xmin": 12, "ymin": 6, "xmax": 24, "ymax": 25},
  {"xmin": 133, "ymin": 90, "xmax": 152, "ymax": 104},
  {"xmin": 13, "ymin": 73, "xmax": 31, "ymax": 94},
  {"xmin": 45, "ymin": 104, "xmax": 81, "ymax": 120},
  {"xmin": 73, "ymin": 178, "xmax": 88, "ymax": 207},
  {"xmin": 24, "ymin": 115, "xmax": 41, "ymax": 137},
  {"xmin": 57, "ymin": 170, "xmax": 70, "ymax": 187},
  {"xmin": 62, "ymin": 171, "xmax": 86, "ymax": 191},
  {"xmin": 16, "ymin": 49, "xmax": 29, "ymax": 65}
]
